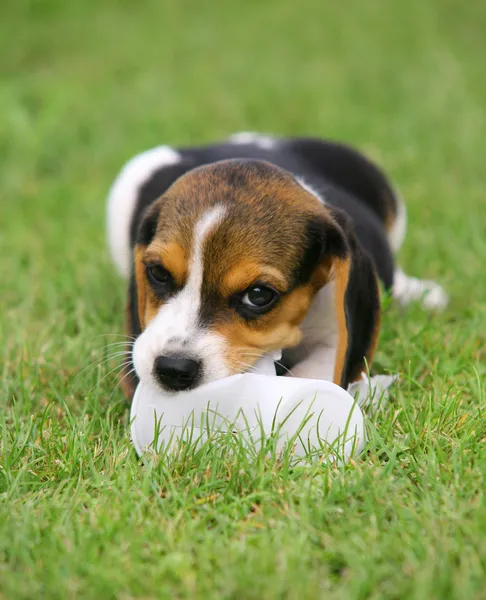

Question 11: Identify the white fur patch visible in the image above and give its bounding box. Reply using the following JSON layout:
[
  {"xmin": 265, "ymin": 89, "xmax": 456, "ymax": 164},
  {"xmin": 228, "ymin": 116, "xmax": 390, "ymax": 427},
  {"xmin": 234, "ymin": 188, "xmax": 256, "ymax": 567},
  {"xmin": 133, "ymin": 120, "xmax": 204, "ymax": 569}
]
[
  {"xmin": 388, "ymin": 194, "xmax": 407, "ymax": 254},
  {"xmin": 132, "ymin": 206, "xmax": 230, "ymax": 390},
  {"xmin": 348, "ymin": 373, "xmax": 398, "ymax": 412},
  {"xmin": 296, "ymin": 177, "xmax": 326, "ymax": 204},
  {"xmin": 393, "ymin": 267, "xmax": 449, "ymax": 310},
  {"xmin": 229, "ymin": 131, "xmax": 277, "ymax": 150},
  {"xmin": 282, "ymin": 281, "xmax": 338, "ymax": 381},
  {"xmin": 107, "ymin": 146, "xmax": 181, "ymax": 278}
]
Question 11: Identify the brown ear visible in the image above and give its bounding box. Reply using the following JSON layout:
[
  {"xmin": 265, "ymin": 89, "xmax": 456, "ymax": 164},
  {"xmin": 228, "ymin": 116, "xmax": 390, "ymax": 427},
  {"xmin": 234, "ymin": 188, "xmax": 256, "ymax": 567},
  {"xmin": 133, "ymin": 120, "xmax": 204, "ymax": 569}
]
[
  {"xmin": 331, "ymin": 209, "xmax": 381, "ymax": 387},
  {"xmin": 331, "ymin": 256, "xmax": 352, "ymax": 385},
  {"xmin": 303, "ymin": 210, "xmax": 381, "ymax": 389}
]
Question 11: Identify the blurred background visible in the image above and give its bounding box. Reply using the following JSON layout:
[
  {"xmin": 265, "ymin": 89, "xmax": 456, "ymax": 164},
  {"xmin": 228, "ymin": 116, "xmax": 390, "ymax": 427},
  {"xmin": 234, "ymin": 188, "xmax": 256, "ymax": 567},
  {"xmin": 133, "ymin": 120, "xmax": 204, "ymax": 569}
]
[{"xmin": 1, "ymin": 0, "xmax": 485, "ymax": 366}]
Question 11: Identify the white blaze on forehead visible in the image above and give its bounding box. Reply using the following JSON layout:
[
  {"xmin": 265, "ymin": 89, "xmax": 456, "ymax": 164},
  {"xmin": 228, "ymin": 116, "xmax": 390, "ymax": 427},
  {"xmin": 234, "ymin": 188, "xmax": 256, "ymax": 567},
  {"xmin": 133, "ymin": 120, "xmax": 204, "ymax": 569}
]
[
  {"xmin": 132, "ymin": 205, "xmax": 229, "ymax": 387},
  {"xmin": 107, "ymin": 145, "xmax": 182, "ymax": 278},
  {"xmin": 185, "ymin": 204, "xmax": 227, "ymax": 306},
  {"xmin": 148, "ymin": 204, "xmax": 227, "ymax": 338}
]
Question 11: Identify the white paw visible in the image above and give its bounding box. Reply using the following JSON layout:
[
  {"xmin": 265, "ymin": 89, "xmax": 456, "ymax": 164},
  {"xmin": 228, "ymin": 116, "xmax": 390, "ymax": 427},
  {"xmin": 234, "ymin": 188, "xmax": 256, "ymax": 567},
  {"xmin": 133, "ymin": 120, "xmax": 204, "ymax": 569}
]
[
  {"xmin": 393, "ymin": 268, "xmax": 449, "ymax": 311},
  {"xmin": 348, "ymin": 373, "xmax": 398, "ymax": 412}
]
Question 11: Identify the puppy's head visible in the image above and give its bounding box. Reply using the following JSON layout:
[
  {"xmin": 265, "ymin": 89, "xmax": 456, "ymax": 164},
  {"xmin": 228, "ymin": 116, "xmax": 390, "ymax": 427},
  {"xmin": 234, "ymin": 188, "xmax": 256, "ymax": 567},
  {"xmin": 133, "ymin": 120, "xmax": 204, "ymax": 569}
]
[{"xmin": 130, "ymin": 159, "xmax": 379, "ymax": 393}]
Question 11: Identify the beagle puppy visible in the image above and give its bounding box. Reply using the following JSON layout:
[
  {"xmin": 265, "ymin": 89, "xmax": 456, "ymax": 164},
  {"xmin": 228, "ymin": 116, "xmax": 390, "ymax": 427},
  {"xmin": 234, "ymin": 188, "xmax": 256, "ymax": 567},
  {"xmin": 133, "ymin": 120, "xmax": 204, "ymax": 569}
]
[{"xmin": 107, "ymin": 133, "xmax": 447, "ymax": 397}]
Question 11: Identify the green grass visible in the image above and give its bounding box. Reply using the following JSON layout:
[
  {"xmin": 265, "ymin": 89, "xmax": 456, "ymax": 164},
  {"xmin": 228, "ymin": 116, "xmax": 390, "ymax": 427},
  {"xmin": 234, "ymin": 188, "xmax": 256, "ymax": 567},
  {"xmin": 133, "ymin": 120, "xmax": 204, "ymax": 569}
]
[{"xmin": 1, "ymin": 0, "xmax": 486, "ymax": 597}]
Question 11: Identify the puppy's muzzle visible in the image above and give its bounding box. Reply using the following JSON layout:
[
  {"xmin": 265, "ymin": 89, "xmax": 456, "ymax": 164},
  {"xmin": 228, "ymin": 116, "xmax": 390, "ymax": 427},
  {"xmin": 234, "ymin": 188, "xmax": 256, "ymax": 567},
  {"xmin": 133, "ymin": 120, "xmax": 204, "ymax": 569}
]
[{"xmin": 153, "ymin": 354, "xmax": 202, "ymax": 391}]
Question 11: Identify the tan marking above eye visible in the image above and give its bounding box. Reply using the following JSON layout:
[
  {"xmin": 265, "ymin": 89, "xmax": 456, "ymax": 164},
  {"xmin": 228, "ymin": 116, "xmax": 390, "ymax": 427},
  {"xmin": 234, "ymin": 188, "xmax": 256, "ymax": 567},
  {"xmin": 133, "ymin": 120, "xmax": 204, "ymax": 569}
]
[
  {"xmin": 223, "ymin": 260, "xmax": 288, "ymax": 296},
  {"xmin": 143, "ymin": 241, "xmax": 188, "ymax": 287}
]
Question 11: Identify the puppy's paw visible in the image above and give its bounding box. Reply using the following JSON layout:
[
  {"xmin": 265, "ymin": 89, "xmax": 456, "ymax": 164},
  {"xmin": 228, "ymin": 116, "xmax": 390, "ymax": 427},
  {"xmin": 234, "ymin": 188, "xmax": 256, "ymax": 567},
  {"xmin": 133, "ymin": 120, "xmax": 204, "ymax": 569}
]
[{"xmin": 393, "ymin": 268, "xmax": 449, "ymax": 311}]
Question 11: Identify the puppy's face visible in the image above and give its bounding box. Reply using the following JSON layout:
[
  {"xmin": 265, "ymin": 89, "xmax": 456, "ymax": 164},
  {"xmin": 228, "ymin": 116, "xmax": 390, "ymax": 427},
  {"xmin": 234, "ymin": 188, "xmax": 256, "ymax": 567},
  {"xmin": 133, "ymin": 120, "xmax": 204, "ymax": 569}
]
[{"xmin": 132, "ymin": 160, "xmax": 347, "ymax": 393}]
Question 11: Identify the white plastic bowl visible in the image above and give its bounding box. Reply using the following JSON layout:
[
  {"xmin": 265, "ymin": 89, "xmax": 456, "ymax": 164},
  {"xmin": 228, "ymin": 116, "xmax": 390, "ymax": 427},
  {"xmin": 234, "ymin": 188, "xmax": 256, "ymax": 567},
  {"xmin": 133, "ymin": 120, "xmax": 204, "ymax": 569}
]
[{"xmin": 130, "ymin": 356, "xmax": 366, "ymax": 462}]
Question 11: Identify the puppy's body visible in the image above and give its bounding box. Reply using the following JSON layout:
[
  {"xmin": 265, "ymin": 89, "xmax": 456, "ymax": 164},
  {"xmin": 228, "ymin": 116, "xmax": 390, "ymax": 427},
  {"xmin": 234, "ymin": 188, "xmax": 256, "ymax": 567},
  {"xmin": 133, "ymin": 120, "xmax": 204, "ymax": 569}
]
[{"xmin": 107, "ymin": 133, "xmax": 447, "ymax": 397}]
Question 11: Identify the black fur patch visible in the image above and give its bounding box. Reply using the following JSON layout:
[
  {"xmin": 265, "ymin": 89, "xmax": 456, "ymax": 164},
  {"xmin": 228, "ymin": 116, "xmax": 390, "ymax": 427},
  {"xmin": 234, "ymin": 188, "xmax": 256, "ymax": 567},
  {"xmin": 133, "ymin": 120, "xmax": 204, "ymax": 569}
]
[
  {"xmin": 294, "ymin": 215, "xmax": 348, "ymax": 286},
  {"xmin": 198, "ymin": 288, "xmax": 224, "ymax": 327},
  {"xmin": 128, "ymin": 271, "xmax": 142, "ymax": 337},
  {"xmin": 129, "ymin": 162, "xmax": 192, "ymax": 248},
  {"xmin": 330, "ymin": 204, "xmax": 394, "ymax": 290},
  {"xmin": 136, "ymin": 205, "xmax": 160, "ymax": 246},
  {"xmin": 340, "ymin": 232, "xmax": 381, "ymax": 388},
  {"xmin": 288, "ymin": 137, "xmax": 398, "ymax": 224}
]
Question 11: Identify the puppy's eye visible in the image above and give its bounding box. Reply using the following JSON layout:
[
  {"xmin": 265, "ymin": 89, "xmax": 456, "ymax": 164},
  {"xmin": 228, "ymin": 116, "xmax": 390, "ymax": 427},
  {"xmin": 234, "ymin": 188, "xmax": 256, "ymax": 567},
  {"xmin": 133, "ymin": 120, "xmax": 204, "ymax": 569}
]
[
  {"xmin": 242, "ymin": 286, "xmax": 277, "ymax": 308},
  {"xmin": 146, "ymin": 264, "xmax": 174, "ymax": 293}
]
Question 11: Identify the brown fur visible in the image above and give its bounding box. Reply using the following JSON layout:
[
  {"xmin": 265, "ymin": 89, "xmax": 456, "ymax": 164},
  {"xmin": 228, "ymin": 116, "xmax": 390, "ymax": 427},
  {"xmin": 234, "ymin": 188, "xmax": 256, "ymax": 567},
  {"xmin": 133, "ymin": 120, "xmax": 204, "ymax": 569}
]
[{"xmin": 331, "ymin": 258, "xmax": 351, "ymax": 385}]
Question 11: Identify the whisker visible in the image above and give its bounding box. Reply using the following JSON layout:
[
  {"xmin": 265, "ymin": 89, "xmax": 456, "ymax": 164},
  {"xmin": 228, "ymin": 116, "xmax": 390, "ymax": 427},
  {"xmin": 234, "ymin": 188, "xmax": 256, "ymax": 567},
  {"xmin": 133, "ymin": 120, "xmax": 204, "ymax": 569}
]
[
  {"xmin": 239, "ymin": 352, "xmax": 295, "ymax": 378},
  {"xmin": 86, "ymin": 359, "xmax": 132, "ymax": 395},
  {"xmin": 73, "ymin": 350, "xmax": 132, "ymax": 388},
  {"xmin": 107, "ymin": 366, "xmax": 138, "ymax": 403},
  {"xmin": 229, "ymin": 359, "xmax": 262, "ymax": 375},
  {"xmin": 102, "ymin": 339, "xmax": 136, "ymax": 347},
  {"xmin": 77, "ymin": 344, "xmax": 133, "ymax": 370},
  {"xmin": 94, "ymin": 333, "xmax": 138, "ymax": 341},
  {"xmin": 274, "ymin": 361, "xmax": 295, "ymax": 378},
  {"xmin": 99, "ymin": 342, "xmax": 135, "ymax": 352}
]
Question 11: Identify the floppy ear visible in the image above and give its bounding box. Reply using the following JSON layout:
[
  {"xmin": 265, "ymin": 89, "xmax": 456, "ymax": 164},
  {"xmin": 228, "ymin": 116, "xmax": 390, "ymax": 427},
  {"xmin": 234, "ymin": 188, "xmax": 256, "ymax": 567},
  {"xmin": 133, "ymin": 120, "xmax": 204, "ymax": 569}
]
[
  {"xmin": 130, "ymin": 202, "xmax": 164, "ymax": 332},
  {"xmin": 133, "ymin": 246, "xmax": 149, "ymax": 330},
  {"xmin": 121, "ymin": 205, "xmax": 161, "ymax": 399},
  {"xmin": 303, "ymin": 208, "xmax": 381, "ymax": 389}
]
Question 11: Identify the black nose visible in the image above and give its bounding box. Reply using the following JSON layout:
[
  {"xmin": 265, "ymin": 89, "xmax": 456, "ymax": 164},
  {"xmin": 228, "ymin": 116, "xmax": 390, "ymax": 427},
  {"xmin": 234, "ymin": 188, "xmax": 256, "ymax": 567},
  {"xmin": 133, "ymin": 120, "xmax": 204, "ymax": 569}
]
[{"xmin": 153, "ymin": 355, "xmax": 201, "ymax": 391}]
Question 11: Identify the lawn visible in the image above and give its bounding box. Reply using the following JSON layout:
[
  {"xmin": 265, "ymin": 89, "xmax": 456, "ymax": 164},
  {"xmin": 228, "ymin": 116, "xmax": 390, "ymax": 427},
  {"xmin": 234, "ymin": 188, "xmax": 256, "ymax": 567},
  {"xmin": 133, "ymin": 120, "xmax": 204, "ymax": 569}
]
[{"xmin": 1, "ymin": 0, "xmax": 486, "ymax": 598}]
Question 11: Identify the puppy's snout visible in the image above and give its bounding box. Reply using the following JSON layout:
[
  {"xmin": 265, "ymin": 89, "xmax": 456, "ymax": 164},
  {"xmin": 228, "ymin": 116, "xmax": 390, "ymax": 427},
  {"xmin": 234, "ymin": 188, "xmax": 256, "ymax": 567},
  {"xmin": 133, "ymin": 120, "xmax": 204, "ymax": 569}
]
[{"xmin": 153, "ymin": 355, "xmax": 201, "ymax": 391}]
